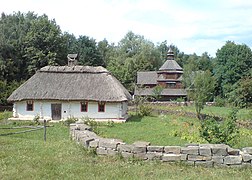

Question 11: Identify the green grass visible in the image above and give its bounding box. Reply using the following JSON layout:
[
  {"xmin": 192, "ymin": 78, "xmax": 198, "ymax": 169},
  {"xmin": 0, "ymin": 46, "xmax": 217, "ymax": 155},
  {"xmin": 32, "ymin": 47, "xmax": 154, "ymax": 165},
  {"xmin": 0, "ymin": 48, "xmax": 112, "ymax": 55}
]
[
  {"xmin": 155, "ymin": 105, "xmax": 252, "ymax": 120},
  {"xmin": 1, "ymin": 121, "xmax": 252, "ymax": 180},
  {"xmin": 97, "ymin": 112, "xmax": 252, "ymax": 149},
  {"xmin": 2, "ymin": 109, "xmax": 252, "ymax": 179},
  {"xmin": 97, "ymin": 114, "xmax": 204, "ymax": 146}
]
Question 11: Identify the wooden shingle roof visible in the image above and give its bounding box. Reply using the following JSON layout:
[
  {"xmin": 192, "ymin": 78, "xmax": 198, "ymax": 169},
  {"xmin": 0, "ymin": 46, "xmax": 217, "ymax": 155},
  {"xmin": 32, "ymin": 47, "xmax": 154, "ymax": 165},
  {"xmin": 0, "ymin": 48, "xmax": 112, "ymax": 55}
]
[{"xmin": 137, "ymin": 71, "xmax": 157, "ymax": 85}]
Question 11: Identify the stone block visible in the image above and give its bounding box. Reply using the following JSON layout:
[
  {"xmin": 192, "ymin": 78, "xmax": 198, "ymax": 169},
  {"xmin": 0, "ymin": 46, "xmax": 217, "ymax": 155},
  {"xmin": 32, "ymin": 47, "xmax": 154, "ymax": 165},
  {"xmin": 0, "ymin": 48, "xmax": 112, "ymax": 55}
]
[
  {"xmin": 242, "ymin": 147, "xmax": 252, "ymax": 155},
  {"xmin": 180, "ymin": 154, "xmax": 187, "ymax": 161},
  {"xmin": 187, "ymin": 155, "xmax": 211, "ymax": 161},
  {"xmin": 195, "ymin": 161, "xmax": 213, "ymax": 168},
  {"xmin": 89, "ymin": 139, "xmax": 99, "ymax": 148},
  {"xmin": 162, "ymin": 154, "xmax": 181, "ymax": 162},
  {"xmin": 164, "ymin": 146, "xmax": 181, "ymax": 154},
  {"xmin": 99, "ymin": 138, "xmax": 123, "ymax": 149},
  {"xmin": 117, "ymin": 144, "xmax": 133, "ymax": 152},
  {"xmin": 107, "ymin": 148, "xmax": 119, "ymax": 156},
  {"xmin": 242, "ymin": 153, "xmax": 252, "ymax": 162},
  {"xmin": 96, "ymin": 147, "xmax": 107, "ymax": 155},
  {"xmin": 212, "ymin": 156, "xmax": 224, "ymax": 164},
  {"xmin": 133, "ymin": 146, "xmax": 146, "ymax": 153},
  {"xmin": 82, "ymin": 130, "xmax": 100, "ymax": 139},
  {"xmin": 181, "ymin": 146, "xmax": 199, "ymax": 155},
  {"xmin": 79, "ymin": 137, "xmax": 94, "ymax": 147},
  {"xmin": 146, "ymin": 152, "xmax": 163, "ymax": 160},
  {"xmin": 211, "ymin": 144, "xmax": 228, "ymax": 156},
  {"xmin": 134, "ymin": 153, "xmax": 147, "ymax": 160},
  {"xmin": 121, "ymin": 152, "xmax": 133, "ymax": 159},
  {"xmin": 224, "ymin": 155, "xmax": 242, "ymax": 165},
  {"xmin": 147, "ymin": 146, "xmax": 164, "ymax": 152},
  {"xmin": 77, "ymin": 124, "xmax": 92, "ymax": 131},
  {"xmin": 199, "ymin": 147, "xmax": 211, "ymax": 156},
  {"xmin": 227, "ymin": 148, "xmax": 240, "ymax": 155},
  {"xmin": 133, "ymin": 141, "xmax": 150, "ymax": 146}
]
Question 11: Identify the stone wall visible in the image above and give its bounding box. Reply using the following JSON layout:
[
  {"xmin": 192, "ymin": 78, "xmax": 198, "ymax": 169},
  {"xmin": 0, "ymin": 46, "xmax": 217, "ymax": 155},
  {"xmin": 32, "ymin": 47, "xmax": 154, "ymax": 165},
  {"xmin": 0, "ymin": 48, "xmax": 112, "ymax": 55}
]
[{"xmin": 70, "ymin": 123, "xmax": 252, "ymax": 168}]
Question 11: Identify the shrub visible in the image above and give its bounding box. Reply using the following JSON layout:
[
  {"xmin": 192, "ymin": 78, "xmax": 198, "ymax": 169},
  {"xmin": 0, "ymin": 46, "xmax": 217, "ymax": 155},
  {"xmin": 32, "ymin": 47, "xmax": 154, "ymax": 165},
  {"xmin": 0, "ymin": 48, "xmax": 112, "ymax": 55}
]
[
  {"xmin": 82, "ymin": 117, "xmax": 100, "ymax": 134},
  {"xmin": 138, "ymin": 105, "xmax": 152, "ymax": 116},
  {"xmin": 214, "ymin": 96, "xmax": 226, "ymax": 107},
  {"xmin": 200, "ymin": 109, "xmax": 239, "ymax": 146},
  {"xmin": 63, "ymin": 117, "xmax": 78, "ymax": 126}
]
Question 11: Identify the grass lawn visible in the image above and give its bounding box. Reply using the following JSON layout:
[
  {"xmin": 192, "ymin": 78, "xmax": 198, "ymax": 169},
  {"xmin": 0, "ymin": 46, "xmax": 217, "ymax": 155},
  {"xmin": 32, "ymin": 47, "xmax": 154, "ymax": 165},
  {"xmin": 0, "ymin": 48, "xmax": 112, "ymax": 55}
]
[
  {"xmin": 97, "ymin": 113, "xmax": 252, "ymax": 149},
  {"xmin": 97, "ymin": 114, "xmax": 204, "ymax": 146},
  {"xmin": 155, "ymin": 105, "xmax": 252, "ymax": 120},
  {"xmin": 1, "ymin": 120, "xmax": 252, "ymax": 180}
]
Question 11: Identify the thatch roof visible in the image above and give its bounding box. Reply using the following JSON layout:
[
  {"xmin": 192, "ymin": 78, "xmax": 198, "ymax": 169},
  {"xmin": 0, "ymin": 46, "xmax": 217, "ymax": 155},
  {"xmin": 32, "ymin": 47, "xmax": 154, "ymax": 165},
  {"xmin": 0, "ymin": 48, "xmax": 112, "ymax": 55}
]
[{"xmin": 8, "ymin": 66, "xmax": 132, "ymax": 102}]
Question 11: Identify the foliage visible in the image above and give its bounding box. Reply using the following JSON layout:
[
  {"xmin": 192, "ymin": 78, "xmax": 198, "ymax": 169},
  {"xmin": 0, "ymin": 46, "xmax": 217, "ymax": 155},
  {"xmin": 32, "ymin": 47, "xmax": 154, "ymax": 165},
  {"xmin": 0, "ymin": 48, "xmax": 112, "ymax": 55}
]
[
  {"xmin": 214, "ymin": 96, "xmax": 226, "ymax": 107},
  {"xmin": 138, "ymin": 104, "xmax": 152, "ymax": 117},
  {"xmin": 107, "ymin": 31, "xmax": 162, "ymax": 91},
  {"xmin": 62, "ymin": 117, "xmax": 78, "ymax": 126},
  {"xmin": 82, "ymin": 116, "xmax": 100, "ymax": 133},
  {"xmin": 152, "ymin": 85, "xmax": 164, "ymax": 101},
  {"xmin": 214, "ymin": 41, "xmax": 252, "ymax": 97},
  {"xmin": 32, "ymin": 115, "xmax": 40, "ymax": 125},
  {"xmin": 227, "ymin": 76, "xmax": 252, "ymax": 108},
  {"xmin": 184, "ymin": 70, "xmax": 216, "ymax": 119},
  {"xmin": 200, "ymin": 109, "xmax": 239, "ymax": 146},
  {"xmin": 0, "ymin": 80, "xmax": 22, "ymax": 105}
]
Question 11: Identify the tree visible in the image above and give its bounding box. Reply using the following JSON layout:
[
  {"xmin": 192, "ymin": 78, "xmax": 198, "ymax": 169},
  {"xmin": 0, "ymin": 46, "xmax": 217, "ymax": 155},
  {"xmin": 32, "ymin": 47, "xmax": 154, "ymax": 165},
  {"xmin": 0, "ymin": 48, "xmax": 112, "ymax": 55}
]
[
  {"xmin": 76, "ymin": 36, "xmax": 104, "ymax": 66},
  {"xmin": 107, "ymin": 31, "xmax": 161, "ymax": 92},
  {"xmin": 227, "ymin": 76, "xmax": 252, "ymax": 108},
  {"xmin": 152, "ymin": 85, "xmax": 164, "ymax": 101},
  {"xmin": 214, "ymin": 41, "xmax": 252, "ymax": 97},
  {"xmin": 184, "ymin": 70, "xmax": 215, "ymax": 119}
]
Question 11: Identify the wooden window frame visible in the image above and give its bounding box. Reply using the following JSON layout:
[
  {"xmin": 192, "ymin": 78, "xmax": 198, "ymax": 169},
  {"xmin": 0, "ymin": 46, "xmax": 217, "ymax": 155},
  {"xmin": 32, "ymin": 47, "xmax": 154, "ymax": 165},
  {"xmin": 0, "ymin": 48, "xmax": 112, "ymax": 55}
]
[
  {"xmin": 98, "ymin": 102, "xmax": 105, "ymax": 112},
  {"xmin": 80, "ymin": 101, "xmax": 88, "ymax": 112},
  {"xmin": 26, "ymin": 100, "xmax": 34, "ymax": 111}
]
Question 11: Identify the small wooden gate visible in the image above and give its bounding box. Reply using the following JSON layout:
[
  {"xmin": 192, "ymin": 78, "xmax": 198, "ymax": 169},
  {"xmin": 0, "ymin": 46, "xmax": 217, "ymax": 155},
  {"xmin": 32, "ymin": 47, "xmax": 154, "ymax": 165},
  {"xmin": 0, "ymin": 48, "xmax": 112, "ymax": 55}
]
[{"xmin": 51, "ymin": 104, "xmax": 62, "ymax": 120}]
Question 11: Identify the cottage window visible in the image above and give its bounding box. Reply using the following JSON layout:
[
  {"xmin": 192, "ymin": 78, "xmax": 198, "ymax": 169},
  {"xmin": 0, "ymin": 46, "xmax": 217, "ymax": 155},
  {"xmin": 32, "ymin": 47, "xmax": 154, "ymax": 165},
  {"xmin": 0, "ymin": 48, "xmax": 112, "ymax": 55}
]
[
  {"xmin": 81, "ymin": 101, "xmax": 88, "ymax": 112},
  {"xmin": 26, "ymin": 101, "xmax": 34, "ymax": 111},
  {"xmin": 98, "ymin": 102, "xmax": 105, "ymax": 112}
]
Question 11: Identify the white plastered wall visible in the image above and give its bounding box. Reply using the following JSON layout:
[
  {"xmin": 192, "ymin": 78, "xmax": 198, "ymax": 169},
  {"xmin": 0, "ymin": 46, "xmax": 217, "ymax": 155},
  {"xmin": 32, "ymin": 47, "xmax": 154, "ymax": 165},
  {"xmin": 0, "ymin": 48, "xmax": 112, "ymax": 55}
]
[{"xmin": 12, "ymin": 100, "xmax": 128, "ymax": 121}]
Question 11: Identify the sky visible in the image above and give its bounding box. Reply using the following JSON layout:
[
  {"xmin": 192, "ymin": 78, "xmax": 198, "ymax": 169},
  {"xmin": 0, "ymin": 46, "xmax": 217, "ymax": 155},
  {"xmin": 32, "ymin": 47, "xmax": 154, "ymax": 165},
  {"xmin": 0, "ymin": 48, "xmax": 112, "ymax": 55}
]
[{"xmin": 1, "ymin": 0, "xmax": 252, "ymax": 57}]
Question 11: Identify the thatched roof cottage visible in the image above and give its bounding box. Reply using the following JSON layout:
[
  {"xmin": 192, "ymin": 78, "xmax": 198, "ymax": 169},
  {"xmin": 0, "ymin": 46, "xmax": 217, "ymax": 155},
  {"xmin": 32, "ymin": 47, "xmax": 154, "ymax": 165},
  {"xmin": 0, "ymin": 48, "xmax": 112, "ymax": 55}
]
[{"xmin": 8, "ymin": 64, "xmax": 132, "ymax": 122}]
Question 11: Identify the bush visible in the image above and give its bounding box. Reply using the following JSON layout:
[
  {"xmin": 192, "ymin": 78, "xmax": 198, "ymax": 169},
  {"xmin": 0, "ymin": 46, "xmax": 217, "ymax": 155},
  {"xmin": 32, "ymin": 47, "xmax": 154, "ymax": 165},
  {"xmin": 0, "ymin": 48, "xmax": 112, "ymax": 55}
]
[
  {"xmin": 82, "ymin": 117, "xmax": 100, "ymax": 134},
  {"xmin": 200, "ymin": 109, "xmax": 239, "ymax": 146},
  {"xmin": 138, "ymin": 105, "xmax": 152, "ymax": 116},
  {"xmin": 63, "ymin": 117, "xmax": 78, "ymax": 126},
  {"xmin": 214, "ymin": 96, "xmax": 226, "ymax": 107}
]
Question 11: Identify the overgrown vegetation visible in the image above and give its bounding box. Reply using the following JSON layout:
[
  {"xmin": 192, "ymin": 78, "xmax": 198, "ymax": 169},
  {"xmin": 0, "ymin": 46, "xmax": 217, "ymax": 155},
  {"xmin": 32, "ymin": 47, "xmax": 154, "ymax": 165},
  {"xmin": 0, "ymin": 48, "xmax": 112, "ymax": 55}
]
[{"xmin": 200, "ymin": 109, "xmax": 239, "ymax": 146}]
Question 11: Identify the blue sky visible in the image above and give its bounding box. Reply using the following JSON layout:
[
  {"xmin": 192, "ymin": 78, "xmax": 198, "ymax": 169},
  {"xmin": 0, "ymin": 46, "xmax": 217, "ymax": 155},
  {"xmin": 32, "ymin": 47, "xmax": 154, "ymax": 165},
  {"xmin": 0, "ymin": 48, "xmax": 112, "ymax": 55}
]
[{"xmin": 1, "ymin": 0, "xmax": 252, "ymax": 57}]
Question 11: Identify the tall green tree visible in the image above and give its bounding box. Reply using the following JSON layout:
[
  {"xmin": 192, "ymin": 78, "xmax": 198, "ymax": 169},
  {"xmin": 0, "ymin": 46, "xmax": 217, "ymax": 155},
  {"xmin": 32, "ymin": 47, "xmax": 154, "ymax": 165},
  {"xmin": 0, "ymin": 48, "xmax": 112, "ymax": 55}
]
[
  {"xmin": 214, "ymin": 41, "xmax": 252, "ymax": 96},
  {"xmin": 184, "ymin": 70, "xmax": 215, "ymax": 119},
  {"xmin": 107, "ymin": 31, "xmax": 161, "ymax": 91},
  {"xmin": 75, "ymin": 36, "xmax": 104, "ymax": 66}
]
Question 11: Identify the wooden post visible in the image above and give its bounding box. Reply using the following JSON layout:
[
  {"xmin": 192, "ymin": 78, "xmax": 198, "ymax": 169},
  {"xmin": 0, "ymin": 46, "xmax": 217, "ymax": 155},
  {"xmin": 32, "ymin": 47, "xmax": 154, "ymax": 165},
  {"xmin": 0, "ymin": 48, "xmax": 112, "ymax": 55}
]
[{"xmin": 44, "ymin": 119, "xmax": 46, "ymax": 142}]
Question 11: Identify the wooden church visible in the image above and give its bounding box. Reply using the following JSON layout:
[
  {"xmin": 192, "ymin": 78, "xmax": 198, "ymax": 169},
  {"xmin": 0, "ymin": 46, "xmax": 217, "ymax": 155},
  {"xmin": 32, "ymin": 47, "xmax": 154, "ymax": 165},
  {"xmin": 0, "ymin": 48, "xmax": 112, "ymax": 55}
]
[{"xmin": 134, "ymin": 47, "xmax": 187, "ymax": 101}]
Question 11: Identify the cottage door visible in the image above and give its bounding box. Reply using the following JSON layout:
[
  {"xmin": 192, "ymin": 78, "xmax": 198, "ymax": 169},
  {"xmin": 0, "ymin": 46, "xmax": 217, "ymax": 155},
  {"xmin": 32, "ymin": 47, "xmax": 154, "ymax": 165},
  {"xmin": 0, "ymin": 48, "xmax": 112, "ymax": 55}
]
[{"xmin": 51, "ymin": 104, "xmax": 62, "ymax": 120}]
